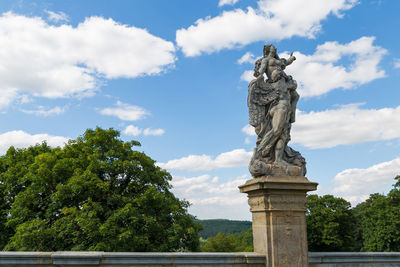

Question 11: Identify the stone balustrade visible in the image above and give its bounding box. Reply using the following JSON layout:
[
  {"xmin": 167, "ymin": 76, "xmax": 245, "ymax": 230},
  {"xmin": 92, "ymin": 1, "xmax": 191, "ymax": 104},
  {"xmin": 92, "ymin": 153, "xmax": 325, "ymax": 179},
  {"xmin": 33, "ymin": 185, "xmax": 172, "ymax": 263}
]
[
  {"xmin": 1, "ymin": 252, "xmax": 400, "ymax": 266},
  {"xmin": 309, "ymin": 252, "xmax": 400, "ymax": 266},
  {"xmin": 0, "ymin": 252, "xmax": 265, "ymax": 266}
]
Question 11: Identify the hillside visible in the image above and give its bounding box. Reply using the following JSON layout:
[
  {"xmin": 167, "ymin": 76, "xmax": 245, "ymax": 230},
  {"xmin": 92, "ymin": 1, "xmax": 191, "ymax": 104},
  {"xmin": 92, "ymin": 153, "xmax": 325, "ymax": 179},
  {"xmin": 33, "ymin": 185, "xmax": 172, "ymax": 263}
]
[{"xmin": 197, "ymin": 219, "xmax": 252, "ymax": 239}]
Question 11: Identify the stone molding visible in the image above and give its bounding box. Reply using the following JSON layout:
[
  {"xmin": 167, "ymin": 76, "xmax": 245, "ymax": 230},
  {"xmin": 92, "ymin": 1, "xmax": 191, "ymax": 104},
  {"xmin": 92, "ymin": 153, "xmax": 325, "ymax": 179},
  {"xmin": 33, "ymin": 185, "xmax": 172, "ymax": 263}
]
[
  {"xmin": 2, "ymin": 252, "xmax": 400, "ymax": 266},
  {"xmin": 0, "ymin": 252, "xmax": 265, "ymax": 266},
  {"xmin": 309, "ymin": 252, "xmax": 400, "ymax": 266},
  {"xmin": 239, "ymin": 176, "xmax": 318, "ymax": 193}
]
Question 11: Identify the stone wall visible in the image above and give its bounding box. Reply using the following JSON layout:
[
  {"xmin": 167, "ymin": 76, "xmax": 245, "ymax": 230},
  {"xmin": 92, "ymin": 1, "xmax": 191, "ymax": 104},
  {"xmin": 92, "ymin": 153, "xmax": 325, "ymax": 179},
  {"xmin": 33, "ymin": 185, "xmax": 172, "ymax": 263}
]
[
  {"xmin": 1, "ymin": 252, "xmax": 400, "ymax": 266},
  {"xmin": 309, "ymin": 252, "xmax": 400, "ymax": 266},
  {"xmin": 0, "ymin": 252, "xmax": 265, "ymax": 266}
]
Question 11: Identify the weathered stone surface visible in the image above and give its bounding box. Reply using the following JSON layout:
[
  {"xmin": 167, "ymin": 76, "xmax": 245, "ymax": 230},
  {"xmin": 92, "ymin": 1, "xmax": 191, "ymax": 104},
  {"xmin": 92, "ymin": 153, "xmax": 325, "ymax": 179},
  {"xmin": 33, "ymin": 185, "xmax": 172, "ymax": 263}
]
[
  {"xmin": 52, "ymin": 251, "xmax": 102, "ymax": 265},
  {"xmin": 240, "ymin": 176, "xmax": 318, "ymax": 267},
  {"xmin": 0, "ymin": 252, "xmax": 266, "ymax": 266},
  {"xmin": 309, "ymin": 252, "xmax": 400, "ymax": 266},
  {"xmin": 249, "ymin": 162, "xmax": 304, "ymax": 177},
  {"xmin": 248, "ymin": 44, "xmax": 305, "ymax": 177},
  {"xmin": 2, "ymin": 251, "xmax": 400, "ymax": 266}
]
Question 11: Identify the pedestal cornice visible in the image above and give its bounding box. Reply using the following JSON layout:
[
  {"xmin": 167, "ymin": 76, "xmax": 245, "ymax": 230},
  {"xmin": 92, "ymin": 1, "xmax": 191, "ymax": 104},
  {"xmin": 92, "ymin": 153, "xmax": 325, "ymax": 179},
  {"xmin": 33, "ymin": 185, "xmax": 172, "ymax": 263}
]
[{"xmin": 239, "ymin": 175, "xmax": 318, "ymax": 194}]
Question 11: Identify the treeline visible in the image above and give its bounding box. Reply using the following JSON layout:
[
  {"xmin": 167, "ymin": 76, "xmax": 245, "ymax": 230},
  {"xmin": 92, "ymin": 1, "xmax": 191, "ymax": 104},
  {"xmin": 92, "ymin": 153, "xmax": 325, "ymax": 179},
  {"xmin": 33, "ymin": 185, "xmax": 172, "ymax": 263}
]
[
  {"xmin": 197, "ymin": 219, "xmax": 251, "ymax": 239},
  {"xmin": 201, "ymin": 176, "xmax": 400, "ymax": 252},
  {"xmin": 200, "ymin": 228, "xmax": 253, "ymax": 252}
]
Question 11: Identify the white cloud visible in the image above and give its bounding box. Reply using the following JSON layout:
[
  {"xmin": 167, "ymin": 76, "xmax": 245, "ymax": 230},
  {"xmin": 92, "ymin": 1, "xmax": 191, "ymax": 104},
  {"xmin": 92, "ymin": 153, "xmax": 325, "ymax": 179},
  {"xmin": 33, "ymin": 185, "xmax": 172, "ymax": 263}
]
[
  {"xmin": 284, "ymin": 36, "xmax": 386, "ymax": 97},
  {"xmin": 219, "ymin": 0, "xmax": 240, "ymax": 7},
  {"xmin": 171, "ymin": 174, "xmax": 250, "ymax": 220},
  {"xmin": 0, "ymin": 12, "xmax": 176, "ymax": 108},
  {"xmin": 0, "ymin": 130, "xmax": 69, "ymax": 155},
  {"xmin": 242, "ymin": 124, "xmax": 256, "ymax": 136},
  {"xmin": 100, "ymin": 101, "xmax": 149, "ymax": 121},
  {"xmin": 45, "ymin": 10, "xmax": 69, "ymax": 22},
  {"xmin": 176, "ymin": 0, "xmax": 357, "ymax": 56},
  {"xmin": 123, "ymin": 125, "xmax": 142, "ymax": 136},
  {"xmin": 237, "ymin": 52, "xmax": 255, "ymax": 64},
  {"xmin": 143, "ymin": 128, "xmax": 165, "ymax": 136},
  {"xmin": 394, "ymin": 58, "xmax": 400, "ymax": 69},
  {"xmin": 240, "ymin": 70, "xmax": 254, "ymax": 82},
  {"xmin": 0, "ymin": 89, "xmax": 19, "ymax": 109},
  {"xmin": 123, "ymin": 124, "xmax": 165, "ymax": 136},
  {"xmin": 157, "ymin": 148, "xmax": 252, "ymax": 171},
  {"xmin": 332, "ymin": 157, "xmax": 400, "ymax": 205},
  {"xmin": 291, "ymin": 103, "xmax": 400, "ymax": 149},
  {"xmin": 21, "ymin": 106, "xmax": 66, "ymax": 116}
]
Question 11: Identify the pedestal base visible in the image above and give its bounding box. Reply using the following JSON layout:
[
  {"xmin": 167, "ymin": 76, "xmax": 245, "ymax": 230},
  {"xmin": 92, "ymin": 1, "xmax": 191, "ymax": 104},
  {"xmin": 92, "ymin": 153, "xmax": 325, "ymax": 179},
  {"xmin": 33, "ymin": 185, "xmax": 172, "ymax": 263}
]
[{"xmin": 239, "ymin": 176, "xmax": 318, "ymax": 267}]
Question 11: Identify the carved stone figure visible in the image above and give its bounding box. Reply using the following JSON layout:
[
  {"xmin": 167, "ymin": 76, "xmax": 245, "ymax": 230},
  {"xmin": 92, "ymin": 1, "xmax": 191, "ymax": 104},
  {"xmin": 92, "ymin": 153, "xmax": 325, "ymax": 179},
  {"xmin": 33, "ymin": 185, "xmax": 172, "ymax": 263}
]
[{"xmin": 248, "ymin": 44, "xmax": 306, "ymax": 177}]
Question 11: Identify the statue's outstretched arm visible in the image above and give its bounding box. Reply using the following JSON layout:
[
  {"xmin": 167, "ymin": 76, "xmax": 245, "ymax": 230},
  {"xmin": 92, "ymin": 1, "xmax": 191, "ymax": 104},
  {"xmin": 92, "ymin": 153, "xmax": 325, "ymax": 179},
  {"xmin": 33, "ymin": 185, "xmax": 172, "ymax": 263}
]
[{"xmin": 285, "ymin": 52, "xmax": 296, "ymax": 66}]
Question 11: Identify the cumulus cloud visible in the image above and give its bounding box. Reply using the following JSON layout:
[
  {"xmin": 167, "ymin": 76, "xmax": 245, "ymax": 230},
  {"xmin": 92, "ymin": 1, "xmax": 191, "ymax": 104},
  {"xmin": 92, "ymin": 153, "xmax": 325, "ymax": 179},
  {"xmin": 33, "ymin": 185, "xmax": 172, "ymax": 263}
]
[
  {"xmin": 219, "ymin": 0, "xmax": 240, "ymax": 7},
  {"xmin": 332, "ymin": 157, "xmax": 400, "ymax": 205},
  {"xmin": 0, "ymin": 89, "xmax": 19, "ymax": 109},
  {"xmin": 242, "ymin": 125, "xmax": 255, "ymax": 145},
  {"xmin": 284, "ymin": 36, "xmax": 386, "ymax": 97},
  {"xmin": 20, "ymin": 106, "xmax": 66, "ymax": 116},
  {"xmin": 171, "ymin": 174, "xmax": 250, "ymax": 219},
  {"xmin": 157, "ymin": 149, "xmax": 252, "ymax": 171},
  {"xmin": 0, "ymin": 130, "xmax": 69, "ymax": 155},
  {"xmin": 0, "ymin": 12, "xmax": 176, "ymax": 108},
  {"xmin": 240, "ymin": 70, "xmax": 254, "ymax": 82},
  {"xmin": 242, "ymin": 124, "xmax": 256, "ymax": 136},
  {"xmin": 238, "ymin": 52, "xmax": 255, "ymax": 64},
  {"xmin": 176, "ymin": 0, "xmax": 357, "ymax": 56},
  {"xmin": 291, "ymin": 103, "xmax": 400, "ymax": 149},
  {"xmin": 123, "ymin": 125, "xmax": 142, "ymax": 136},
  {"xmin": 123, "ymin": 125, "xmax": 165, "ymax": 137},
  {"xmin": 100, "ymin": 101, "xmax": 149, "ymax": 121},
  {"xmin": 45, "ymin": 10, "xmax": 69, "ymax": 22}
]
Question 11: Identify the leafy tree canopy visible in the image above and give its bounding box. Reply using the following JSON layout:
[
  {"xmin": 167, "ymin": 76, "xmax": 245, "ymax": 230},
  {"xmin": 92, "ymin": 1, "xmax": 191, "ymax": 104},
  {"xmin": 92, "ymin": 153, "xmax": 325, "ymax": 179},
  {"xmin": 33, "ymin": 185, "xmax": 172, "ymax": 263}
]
[
  {"xmin": 200, "ymin": 229, "xmax": 253, "ymax": 252},
  {"xmin": 0, "ymin": 127, "xmax": 201, "ymax": 251},
  {"xmin": 353, "ymin": 175, "xmax": 400, "ymax": 252},
  {"xmin": 306, "ymin": 194, "xmax": 358, "ymax": 252}
]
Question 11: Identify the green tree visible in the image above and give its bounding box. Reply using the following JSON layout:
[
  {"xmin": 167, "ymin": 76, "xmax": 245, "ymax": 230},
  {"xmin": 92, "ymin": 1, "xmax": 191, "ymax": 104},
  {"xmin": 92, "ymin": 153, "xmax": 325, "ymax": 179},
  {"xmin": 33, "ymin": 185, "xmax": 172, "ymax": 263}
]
[
  {"xmin": 201, "ymin": 232, "xmax": 240, "ymax": 252},
  {"xmin": 200, "ymin": 228, "xmax": 253, "ymax": 252},
  {"xmin": 0, "ymin": 180, "xmax": 12, "ymax": 249},
  {"xmin": 232, "ymin": 228, "xmax": 253, "ymax": 252},
  {"xmin": 353, "ymin": 176, "xmax": 400, "ymax": 251},
  {"xmin": 306, "ymin": 194, "xmax": 357, "ymax": 251},
  {"xmin": 0, "ymin": 127, "xmax": 201, "ymax": 251}
]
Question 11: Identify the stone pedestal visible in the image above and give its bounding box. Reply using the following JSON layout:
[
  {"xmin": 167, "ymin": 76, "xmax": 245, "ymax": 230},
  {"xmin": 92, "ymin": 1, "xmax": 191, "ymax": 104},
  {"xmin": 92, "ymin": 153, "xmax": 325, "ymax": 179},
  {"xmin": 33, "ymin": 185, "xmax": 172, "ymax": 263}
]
[{"xmin": 239, "ymin": 175, "xmax": 318, "ymax": 267}]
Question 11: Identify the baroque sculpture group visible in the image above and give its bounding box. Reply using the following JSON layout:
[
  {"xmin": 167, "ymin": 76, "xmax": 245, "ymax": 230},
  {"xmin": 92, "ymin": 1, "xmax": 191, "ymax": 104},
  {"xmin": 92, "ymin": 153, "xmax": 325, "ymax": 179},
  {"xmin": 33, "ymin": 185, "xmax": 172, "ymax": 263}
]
[{"xmin": 248, "ymin": 44, "xmax": 306, "ymax": 177}]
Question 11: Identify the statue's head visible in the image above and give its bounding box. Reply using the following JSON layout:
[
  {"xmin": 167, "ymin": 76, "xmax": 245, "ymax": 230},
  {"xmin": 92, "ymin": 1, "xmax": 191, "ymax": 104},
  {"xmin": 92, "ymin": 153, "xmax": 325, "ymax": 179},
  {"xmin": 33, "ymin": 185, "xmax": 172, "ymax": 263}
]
[{"xmin": 263, "ymin": 44, "xmax": 277, "ymax": 57}]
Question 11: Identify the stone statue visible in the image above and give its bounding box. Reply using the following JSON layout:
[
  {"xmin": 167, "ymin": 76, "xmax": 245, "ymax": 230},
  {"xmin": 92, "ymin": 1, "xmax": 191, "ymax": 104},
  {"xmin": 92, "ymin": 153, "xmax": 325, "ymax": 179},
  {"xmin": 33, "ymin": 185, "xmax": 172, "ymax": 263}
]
[{"xmin": 248, "ymin": 44, "xmax": 306, "ymax": 177}]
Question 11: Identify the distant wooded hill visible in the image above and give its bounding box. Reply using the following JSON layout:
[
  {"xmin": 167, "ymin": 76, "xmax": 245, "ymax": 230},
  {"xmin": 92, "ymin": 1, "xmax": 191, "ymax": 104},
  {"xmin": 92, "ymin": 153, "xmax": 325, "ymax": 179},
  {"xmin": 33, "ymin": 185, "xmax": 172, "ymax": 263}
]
[{"xmin": 197, "ymin": 219, "xmax": 251, "ymax": 239}]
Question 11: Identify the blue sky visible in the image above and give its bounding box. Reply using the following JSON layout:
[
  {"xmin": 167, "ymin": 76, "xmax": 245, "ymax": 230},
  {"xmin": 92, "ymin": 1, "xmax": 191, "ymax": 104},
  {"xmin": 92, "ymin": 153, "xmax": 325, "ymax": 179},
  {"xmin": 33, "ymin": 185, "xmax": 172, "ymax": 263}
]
[{"xmin": 0, "ymin": 0, "xmax": 399, "ymax": 220}]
